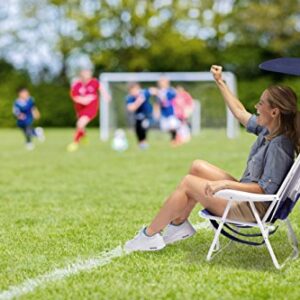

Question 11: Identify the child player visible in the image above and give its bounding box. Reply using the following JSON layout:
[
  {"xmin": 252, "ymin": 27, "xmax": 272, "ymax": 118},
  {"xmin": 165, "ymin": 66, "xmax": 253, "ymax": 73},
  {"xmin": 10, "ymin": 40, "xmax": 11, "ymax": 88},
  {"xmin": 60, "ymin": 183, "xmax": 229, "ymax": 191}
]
[
  {"xmin": 12, "ymin": 87, "xmax": 45, "ymax": 150},
  {"xmin": 126, "ymin": 82, "xmax": 155, "ymax": 149},
  {"xmin": 68, "ymin": 67, "xmax": 110, "ymax": 152},
  {"xmin": 155, "ymin": 76, "xmax": 179, "ymax": 145},
  {"xmin": 174, "ymin": 85, "xmax": 194, "ymax": 143}
]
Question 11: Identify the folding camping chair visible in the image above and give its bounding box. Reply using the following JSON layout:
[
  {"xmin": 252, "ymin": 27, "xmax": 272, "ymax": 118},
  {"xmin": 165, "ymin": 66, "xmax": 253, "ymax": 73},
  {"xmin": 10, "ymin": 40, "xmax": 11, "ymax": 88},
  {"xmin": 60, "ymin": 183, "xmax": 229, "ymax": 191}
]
[{"xmin": 199, "ymin": 154, "xmax": 300, "ymax": 269}]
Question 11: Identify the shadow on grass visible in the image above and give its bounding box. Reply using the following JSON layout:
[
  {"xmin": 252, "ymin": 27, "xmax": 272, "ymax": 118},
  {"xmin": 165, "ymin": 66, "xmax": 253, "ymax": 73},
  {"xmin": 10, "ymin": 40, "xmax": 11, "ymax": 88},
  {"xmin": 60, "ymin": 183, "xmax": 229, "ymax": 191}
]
[
  {"xmin": 181, "ymin": 231, "xmax": 298, "ymax": 272},
  {"xmin": 121, "ymin": 224, "xmax": 298, "ymax": 273}
]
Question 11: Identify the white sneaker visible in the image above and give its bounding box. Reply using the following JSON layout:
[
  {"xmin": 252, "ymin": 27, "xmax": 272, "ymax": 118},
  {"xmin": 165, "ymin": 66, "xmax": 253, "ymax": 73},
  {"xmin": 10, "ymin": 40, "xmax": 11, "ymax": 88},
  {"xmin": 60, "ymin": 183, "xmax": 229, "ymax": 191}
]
[
  {"xmin": 124, "ymin": 228, "xmax": 166, "ymax": 253},
  {"xmin": 163, "ymin": 220, "xmax": 196, "ymax": 245},
  {"xmin": 25, "ymin": 142, "xmax": 35, "ymax": 151},
  {"xmin": 35, "ymin": 127, "xmax": 45, "ymax": 142}
]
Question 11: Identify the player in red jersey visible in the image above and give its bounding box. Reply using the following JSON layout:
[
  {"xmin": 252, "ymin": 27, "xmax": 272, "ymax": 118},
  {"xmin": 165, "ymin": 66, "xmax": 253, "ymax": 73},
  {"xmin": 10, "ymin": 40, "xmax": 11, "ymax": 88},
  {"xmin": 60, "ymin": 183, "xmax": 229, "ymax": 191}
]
[{"xmin": 67, "ymin": 68, "xmax": 110, "ymax": 152}]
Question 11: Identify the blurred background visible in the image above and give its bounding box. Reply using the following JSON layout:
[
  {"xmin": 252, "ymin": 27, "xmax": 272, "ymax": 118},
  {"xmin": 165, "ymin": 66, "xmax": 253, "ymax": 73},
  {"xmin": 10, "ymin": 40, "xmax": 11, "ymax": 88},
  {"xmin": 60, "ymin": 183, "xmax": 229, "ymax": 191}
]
[{"xmin": 1, "ymin": 0, "xmax": 300, "ymax": 128}]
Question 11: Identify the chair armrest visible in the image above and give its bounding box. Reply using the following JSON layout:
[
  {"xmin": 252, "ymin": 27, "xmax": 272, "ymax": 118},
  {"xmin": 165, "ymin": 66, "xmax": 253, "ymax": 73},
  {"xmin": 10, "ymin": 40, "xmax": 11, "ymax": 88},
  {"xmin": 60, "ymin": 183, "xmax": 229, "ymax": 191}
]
[{"xmin": 214, "ymin": 189, "xmax": 279, "ymax": 202}]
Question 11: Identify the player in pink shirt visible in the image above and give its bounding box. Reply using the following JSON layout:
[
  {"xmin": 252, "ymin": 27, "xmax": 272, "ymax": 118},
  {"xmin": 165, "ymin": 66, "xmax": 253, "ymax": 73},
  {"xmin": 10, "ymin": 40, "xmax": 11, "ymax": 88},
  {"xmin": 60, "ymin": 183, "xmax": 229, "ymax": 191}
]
[
  {"xmin": 68, "ymin": 68, "xmax": 110, "ymax": 152},
  {"xmin": 174, "ymin": 85, "xmax": 194, "ymax": 143}
]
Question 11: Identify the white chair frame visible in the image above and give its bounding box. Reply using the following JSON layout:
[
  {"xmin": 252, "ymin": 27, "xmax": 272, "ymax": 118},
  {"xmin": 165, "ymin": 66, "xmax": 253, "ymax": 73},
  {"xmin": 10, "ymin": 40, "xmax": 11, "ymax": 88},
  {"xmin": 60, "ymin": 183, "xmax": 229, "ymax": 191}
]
[{"xmin": 199, "ymin": 155, "xmax": 300, "ymax": 269}]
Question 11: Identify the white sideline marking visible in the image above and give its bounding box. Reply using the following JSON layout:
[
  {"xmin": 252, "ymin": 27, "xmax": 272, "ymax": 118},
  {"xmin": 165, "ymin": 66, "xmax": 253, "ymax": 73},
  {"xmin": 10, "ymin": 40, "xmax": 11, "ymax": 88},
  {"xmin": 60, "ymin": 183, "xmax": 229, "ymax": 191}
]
[
  {"xmin": 0, "ymin": 246, "xmax": 124, "ymax": 300},
  {"xmin": 0, "ymin": 222, "xmax": 209, "ymax": 300}
]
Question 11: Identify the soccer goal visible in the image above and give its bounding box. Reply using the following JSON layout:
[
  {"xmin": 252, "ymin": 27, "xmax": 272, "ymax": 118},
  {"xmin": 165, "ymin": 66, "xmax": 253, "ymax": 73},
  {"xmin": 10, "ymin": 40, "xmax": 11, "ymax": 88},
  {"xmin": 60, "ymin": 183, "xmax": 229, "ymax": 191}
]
[{"xmin": 99, "ymin": 72, "xmax": 239, "ymax": 141}]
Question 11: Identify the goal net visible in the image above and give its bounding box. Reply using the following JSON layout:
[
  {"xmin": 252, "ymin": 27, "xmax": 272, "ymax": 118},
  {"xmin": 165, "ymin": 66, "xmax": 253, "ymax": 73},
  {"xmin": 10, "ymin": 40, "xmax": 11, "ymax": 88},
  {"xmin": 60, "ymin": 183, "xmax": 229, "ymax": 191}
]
[{"xmin": 99, "ymin": 72, "xmax": 239, "ymax": 141}]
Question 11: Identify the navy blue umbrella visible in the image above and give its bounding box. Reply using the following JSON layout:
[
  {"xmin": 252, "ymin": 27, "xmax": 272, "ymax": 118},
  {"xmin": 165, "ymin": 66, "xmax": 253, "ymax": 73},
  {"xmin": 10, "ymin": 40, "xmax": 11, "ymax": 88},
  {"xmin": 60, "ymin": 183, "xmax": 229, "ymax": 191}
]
[{"xmin": 259, "ymin": 58, "xmax": 300, "ymax": 76}]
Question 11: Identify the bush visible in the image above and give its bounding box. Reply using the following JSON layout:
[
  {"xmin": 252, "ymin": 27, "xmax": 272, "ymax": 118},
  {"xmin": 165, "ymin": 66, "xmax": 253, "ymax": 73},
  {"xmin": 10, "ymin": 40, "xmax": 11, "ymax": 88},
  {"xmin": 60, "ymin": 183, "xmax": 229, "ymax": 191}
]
[
  {"xmin": 238, "ymin": 76, "xmax": 300, "ymax": 113},
  {"xmin": 1, "ymin": 59, "xmax": 299, "ymax": 128}
]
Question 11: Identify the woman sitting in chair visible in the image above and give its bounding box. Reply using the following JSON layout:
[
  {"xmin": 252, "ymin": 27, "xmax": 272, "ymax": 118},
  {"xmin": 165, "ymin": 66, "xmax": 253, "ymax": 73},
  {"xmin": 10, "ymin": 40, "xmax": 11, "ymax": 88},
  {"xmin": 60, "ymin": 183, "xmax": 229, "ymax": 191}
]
[{"xmin": 125, "ymin": 65, "xmax": 300, "ymax": 252}]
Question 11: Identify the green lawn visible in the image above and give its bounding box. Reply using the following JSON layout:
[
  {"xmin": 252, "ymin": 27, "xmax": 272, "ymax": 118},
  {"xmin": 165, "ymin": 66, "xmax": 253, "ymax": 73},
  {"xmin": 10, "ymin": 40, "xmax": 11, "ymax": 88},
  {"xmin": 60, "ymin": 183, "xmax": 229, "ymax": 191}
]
[{"xmin": 0, "ymin": 128, "xmax": 299, "ymax": 300}]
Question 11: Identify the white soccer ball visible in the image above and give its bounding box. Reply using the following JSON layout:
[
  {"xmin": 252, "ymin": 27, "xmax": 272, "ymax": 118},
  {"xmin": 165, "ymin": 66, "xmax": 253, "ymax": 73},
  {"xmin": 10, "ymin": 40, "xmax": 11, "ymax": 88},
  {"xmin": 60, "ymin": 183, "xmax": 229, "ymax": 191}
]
[{"xmin": 111, "ymin": 129, "xmax": 128, "ymax": 152}]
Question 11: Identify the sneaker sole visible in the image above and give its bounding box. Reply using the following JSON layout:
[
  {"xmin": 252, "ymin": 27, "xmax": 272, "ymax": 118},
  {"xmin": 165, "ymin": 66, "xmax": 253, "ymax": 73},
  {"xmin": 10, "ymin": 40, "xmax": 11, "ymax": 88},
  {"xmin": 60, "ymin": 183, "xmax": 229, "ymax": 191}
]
[
  {"xmin": 124, "ymin": 243, "xmax": 166, "ymax": 253},
  {"xmin": 164, "ymin": 230, "xmax": 196, "ymax": 245}
]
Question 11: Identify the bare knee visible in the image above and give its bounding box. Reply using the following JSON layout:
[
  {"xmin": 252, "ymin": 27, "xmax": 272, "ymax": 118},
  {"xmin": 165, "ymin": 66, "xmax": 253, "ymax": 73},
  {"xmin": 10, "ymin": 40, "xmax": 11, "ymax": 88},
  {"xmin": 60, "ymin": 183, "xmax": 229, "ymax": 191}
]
[
  {"xmin": 179, "ymin": 175, "xmax": 192, "ymax": 190},
  {"xmin": 77, "ymin": 116, "xmax": 90, "ymax": 129},
  {"xmin": 189, "ymin": 159, "xmax": 208, "ymax": 176},
  {"xmin": 178, "ymin": 175, "xmax": 202, "ymax": 207},
  {"xmin": 178, "ymin": 175, "xmax": 190, "ymax": 189},
  {"xmin": 76, "ymin": 119, "xmax": 84, "ymax": 129}
]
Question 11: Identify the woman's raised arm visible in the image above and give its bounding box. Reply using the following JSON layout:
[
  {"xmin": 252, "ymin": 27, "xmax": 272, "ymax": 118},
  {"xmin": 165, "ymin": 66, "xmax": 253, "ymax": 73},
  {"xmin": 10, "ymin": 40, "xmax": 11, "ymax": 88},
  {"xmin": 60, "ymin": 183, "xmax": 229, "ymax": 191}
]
[{"xmin": 210, "ymin": 65, "xmax": 251, "ymax": 127}]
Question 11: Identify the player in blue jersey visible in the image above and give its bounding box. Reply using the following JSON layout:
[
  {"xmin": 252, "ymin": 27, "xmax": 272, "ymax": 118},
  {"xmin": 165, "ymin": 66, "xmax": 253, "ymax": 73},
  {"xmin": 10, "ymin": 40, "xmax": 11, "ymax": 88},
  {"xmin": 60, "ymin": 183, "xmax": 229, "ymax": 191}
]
[
  {"xmin": 12, "ymin": 87, "xmax": 45, "ymax": 150},
  {"xmin": 126, "ymin": 82, "xmax": 155, "ymax": 149},
  {"xmin": 155, "ymin": 76, "xmax": 180, "ymax": 145}
]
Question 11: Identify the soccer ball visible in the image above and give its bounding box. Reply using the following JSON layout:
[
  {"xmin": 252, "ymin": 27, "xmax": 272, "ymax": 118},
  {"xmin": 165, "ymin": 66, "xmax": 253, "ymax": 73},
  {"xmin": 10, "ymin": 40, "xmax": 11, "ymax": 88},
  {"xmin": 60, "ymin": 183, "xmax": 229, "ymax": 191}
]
[{"xmin": 111, "ymin": 129, "xmax": 128, "ymax": 152}]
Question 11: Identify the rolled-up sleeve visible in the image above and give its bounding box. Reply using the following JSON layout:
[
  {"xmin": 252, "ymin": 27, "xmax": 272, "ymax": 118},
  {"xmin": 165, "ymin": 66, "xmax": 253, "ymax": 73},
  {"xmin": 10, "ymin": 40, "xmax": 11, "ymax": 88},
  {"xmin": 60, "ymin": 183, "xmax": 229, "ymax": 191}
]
[
  {"xmin": 246, "ymin": 115, "xmax": 265, "ymax": 135},
  {"xmin": 258, "ymin": 142, "xmax": 294, "ymax": 194}
]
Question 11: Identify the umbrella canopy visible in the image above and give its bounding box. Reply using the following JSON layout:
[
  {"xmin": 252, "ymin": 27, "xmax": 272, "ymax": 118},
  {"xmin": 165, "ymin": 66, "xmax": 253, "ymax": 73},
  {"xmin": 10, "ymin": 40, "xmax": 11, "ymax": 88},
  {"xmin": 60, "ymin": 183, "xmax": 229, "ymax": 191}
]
[{"xmin": 259, "ymin": 58, "xmax": 300, "ymax": 76}]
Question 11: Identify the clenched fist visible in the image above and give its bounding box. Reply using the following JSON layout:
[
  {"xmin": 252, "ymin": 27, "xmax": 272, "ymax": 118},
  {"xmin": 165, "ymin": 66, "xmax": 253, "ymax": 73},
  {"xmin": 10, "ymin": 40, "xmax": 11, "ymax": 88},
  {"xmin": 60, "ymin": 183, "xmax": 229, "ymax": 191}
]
[{"xmin": 210, "ymin": 65, "xmax": 223, "ymax": 82}]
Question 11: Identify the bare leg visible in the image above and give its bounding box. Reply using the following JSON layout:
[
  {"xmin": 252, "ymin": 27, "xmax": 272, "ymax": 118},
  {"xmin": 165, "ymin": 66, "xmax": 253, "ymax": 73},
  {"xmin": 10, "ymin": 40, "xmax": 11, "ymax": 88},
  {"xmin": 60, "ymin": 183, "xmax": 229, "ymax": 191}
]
[
  {"xmin": 77, "ymin": 115, "xmax": 90, "ymax": 131},
  {"xmin": 147, "ymin": 174, "xmax": 233, "ymax": 236},
  {"xmin": 74, "ymin": 115, "xmax": 90, "ymax": 143},
  {"xmin": 189, "ymin": 159, "xmax": 237, "ymax": 181},
  {"xmin": 172, "ymin": 160, "xmax": 237, "ymax": 224},
  {"xmin": 172, "ymin": 197, "xmax": 197, "ymax": 225}
]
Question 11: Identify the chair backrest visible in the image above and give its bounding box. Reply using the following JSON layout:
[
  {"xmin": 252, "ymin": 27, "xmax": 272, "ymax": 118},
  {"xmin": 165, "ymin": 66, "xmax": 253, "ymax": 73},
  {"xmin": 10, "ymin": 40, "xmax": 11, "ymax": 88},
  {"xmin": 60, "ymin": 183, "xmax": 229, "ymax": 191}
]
[
  {"xmin": 266, "ymin": 154, "xmax": 300, "ymax": 221},
  {"xmin": 277, "ymin": 154, "xmax": 300, "ymax": 200}
]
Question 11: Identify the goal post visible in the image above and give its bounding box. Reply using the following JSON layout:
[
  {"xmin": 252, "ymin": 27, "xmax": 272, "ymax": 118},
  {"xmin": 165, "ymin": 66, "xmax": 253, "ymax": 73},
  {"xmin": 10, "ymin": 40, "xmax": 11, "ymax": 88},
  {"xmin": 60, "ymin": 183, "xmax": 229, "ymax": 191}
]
[{"xmin": 99, "ymin": 72, "xmax": 239, "ymax": 141}]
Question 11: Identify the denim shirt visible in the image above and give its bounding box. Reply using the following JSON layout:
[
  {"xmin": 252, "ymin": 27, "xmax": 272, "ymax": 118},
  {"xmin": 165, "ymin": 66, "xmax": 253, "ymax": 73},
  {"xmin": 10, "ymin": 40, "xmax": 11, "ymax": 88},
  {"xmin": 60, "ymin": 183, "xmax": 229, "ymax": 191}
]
[{"xmin": 240, "ymin": 115, "xmax": 294, "ymax": 194}]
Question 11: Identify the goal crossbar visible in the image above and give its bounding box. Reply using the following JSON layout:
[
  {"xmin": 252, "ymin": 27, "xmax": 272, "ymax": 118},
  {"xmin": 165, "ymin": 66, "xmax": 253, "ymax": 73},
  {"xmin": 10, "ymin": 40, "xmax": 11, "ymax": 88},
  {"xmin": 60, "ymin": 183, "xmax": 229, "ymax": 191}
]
[{"xmin": 99, "ymin": 71, "xmax": 239, "ymax": 141}]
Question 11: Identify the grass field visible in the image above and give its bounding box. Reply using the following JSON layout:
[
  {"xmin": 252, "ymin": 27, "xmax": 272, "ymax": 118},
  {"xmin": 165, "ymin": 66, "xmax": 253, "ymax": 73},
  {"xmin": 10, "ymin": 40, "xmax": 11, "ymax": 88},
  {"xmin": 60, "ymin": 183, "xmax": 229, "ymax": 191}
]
[{"xmin": 1, "ymin": 128, "xmax": 300, "ymax": 300}]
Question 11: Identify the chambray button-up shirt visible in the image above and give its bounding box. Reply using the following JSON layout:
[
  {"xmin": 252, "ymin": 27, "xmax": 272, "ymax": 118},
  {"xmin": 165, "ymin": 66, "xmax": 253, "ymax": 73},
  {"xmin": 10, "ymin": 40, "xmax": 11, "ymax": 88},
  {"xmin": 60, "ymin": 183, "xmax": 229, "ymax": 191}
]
[{"xmin": 240, "ymin": 115, "xmax": 294, "ymax": 194}]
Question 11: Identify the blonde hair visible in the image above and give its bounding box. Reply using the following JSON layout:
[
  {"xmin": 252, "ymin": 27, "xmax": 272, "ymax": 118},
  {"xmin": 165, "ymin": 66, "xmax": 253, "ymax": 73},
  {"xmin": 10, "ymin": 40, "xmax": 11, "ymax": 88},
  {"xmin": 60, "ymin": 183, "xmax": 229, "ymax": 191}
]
[{"xmin": 265, "ymin": 85, "xmax": 300, "ymax": 155}]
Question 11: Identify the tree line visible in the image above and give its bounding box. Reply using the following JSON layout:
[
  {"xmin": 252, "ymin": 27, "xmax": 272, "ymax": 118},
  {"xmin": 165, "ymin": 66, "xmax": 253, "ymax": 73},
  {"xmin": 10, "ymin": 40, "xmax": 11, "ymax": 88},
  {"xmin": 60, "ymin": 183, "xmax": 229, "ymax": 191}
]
[{"xmin": 0, "ymin": 0, "xmax": 299, "ymax": 127}]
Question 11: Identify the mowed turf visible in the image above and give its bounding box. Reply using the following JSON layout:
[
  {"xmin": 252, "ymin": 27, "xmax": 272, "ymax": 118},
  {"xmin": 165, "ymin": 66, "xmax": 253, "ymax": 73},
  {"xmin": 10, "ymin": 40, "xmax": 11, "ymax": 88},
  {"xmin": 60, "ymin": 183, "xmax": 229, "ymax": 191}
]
[{"xmin": 1, "ymin": 128, "xmax": 300, "ymax": 300}]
